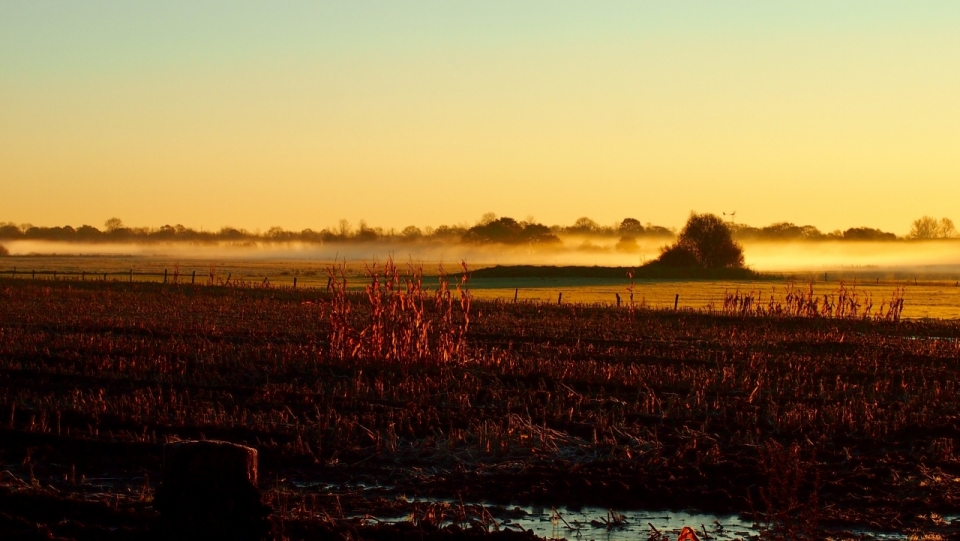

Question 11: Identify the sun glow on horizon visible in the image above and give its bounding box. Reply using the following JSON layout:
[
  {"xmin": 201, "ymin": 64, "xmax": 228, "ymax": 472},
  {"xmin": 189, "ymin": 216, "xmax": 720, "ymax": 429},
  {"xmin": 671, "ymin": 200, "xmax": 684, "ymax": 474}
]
[{"xmin": 2, "ymin": 2, "xmax": 959, "ymax": 235}]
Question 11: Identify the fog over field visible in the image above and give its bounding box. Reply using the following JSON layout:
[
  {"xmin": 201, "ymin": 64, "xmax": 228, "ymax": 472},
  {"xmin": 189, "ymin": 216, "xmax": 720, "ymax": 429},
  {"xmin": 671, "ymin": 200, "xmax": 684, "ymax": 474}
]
[{"xmin": 5, "ymin": 238, "xmax": 960, "ymax": 274}]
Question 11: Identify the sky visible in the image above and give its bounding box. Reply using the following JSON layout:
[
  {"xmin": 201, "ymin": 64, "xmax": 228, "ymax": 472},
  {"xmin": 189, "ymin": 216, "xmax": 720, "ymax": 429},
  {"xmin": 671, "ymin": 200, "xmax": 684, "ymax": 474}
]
[{"xmin": 2, "ymin": 1, "xmax": 959, "ymax": 235}]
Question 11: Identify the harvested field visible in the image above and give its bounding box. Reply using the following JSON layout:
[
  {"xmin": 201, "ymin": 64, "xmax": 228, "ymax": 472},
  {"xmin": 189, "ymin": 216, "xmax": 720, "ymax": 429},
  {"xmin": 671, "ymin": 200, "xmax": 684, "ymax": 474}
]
[{"xmin": 1, "ymin": 265, "xmax": 959, "ymax": 539}]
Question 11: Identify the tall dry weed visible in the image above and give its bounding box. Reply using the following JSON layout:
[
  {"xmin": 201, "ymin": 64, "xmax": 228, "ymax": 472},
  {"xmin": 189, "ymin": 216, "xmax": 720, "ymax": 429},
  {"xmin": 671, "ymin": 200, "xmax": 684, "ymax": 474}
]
[
  {"xmin": 721, "ymin": 283, "xmax": 904, "ymax": 321},
  {"xmin": 327, "ymin": 257, "xmax": 470, "ymax": 364}
]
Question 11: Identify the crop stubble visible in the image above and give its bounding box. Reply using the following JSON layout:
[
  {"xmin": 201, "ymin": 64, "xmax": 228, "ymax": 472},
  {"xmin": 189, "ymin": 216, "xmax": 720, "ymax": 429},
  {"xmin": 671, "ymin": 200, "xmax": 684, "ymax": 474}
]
[{"xmin": 0, "ymin": 268, "xmax": 959, "ymax": 539}]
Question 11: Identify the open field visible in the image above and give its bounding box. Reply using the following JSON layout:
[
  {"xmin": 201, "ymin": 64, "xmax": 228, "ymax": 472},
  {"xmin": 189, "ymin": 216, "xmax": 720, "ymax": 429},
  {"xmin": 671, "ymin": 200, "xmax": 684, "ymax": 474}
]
[
  {"xmin": 2, "ymin": 267, "xmax": 960, "ymax": 540},
  {"xmin": 4, "ymin": 254, "xmax": 960, "ymax": 318}
]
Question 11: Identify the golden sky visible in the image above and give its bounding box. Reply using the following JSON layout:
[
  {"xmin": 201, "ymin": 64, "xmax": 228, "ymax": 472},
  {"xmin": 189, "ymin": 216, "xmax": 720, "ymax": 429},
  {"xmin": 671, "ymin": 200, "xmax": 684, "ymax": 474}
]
[{"xmin": 2, "ymin": 2, "xmax": 959, "ymax": 234}]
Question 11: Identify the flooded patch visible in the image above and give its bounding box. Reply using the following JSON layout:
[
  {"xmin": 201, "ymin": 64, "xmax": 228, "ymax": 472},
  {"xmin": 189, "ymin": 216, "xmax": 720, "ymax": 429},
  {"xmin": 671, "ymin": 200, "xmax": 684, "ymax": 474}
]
[{"xmin": 491, "ymin": 506, "xmax": 753, "ymax": 541}]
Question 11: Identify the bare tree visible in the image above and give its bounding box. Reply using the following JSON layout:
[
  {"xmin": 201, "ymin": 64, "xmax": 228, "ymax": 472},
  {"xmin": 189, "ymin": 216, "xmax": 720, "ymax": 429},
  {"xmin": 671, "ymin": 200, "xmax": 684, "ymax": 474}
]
[
  {"xmin": 939, "ymin": 218, "xmax": 957, "ymax": 238},
  {"xmin": 336, "ymin": 219, "xmax": 351, "ymax": 238},
  {"xmin": 104, "ymin": 217, "xmax": 124, "ymax": 233},
  {"xmin": 478, "ymin": 212, "xmax": 497, "ymax": 226},
  {"xmin": 910, "ymin": 216, "xmax": 956, "ymax": 239}
]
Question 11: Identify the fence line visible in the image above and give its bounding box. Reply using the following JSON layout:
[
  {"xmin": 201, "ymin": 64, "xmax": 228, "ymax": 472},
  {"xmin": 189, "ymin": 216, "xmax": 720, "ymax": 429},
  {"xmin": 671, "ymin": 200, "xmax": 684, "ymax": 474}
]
[{"xmin": 0, "ymin": 268, "xmax": 310, "ymax": 289}]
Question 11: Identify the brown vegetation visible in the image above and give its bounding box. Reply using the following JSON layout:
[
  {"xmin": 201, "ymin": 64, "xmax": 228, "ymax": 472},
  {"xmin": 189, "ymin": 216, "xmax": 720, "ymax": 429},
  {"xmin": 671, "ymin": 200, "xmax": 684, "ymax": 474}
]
[{"xmin": 0, "ymin": 273, "xmax": 959, "ymax": 539}]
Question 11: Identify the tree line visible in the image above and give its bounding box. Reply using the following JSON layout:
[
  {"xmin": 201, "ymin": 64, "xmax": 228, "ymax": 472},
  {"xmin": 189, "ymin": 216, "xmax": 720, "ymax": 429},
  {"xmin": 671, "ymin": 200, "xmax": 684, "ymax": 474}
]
[
  {"xmin": 0, "ymin": 214, "xmax": 955, "ymax": 250},
  {"xmin": 0, "ymin": 215, "xmax": 674, "ymax": 246}
]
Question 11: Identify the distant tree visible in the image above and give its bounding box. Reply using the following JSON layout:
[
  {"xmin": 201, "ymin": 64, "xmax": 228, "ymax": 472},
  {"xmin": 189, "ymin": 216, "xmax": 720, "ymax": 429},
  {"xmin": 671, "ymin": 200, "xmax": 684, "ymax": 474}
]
[
  {"xmin": 336, "ymin": 219, "xmax": 351, "ymax": 238},
  {"xmin": 798, "ymin": 225, "xmax": 824, "ymax": 239},
  {"xmin": 909, "ymin": 216, "xmax": 940, "ymax": 239},
  {"xmin": 0, "ymin": 223, "xmax": 23, "ymax": 239},
  {"xmin": 729, "ymin": 223, "xmax": 760, "ymax": 239},
  {"xmin": 401, "ymin": 225, "xmax": 423, "ymax": 239},
  {"xmin": 477, "ymin": 212, "xmax": 497, "ymax": 226},
  {"xmin": 518, "ymin": 222, "xmax": 561, "ymax": 244},
  {"xmin": 154, "ymin": 225, "xmax": 177, "ymax": 239},
  {"xmin": 567, "ymin": 217, "xmax": 600, "ymax": 234},
  {"xmin": 0, "ymin": 244, "xmax": 9, "ymax": 257},
  {"xmin": 761, "ymin": 222, "xmax": 807, "ymax": 239},
  {"xmin": 463, "ymin": 217, "xmax": 522, "ymax": 243},
  {"xmin": 76, "ymin": 225, "xmax": 102, "ymax": 240},
  {"xmin": 618, "ymin": 218, "xmax": 644, "ymax": 235},
  {"xmin": 940, "ymin": 218, "xmax": 957, "ymax": 238},
  {"xmin": 218, "ymin": 227, "xmax": 245, "ymax": 240},
  {"xmin": 355, "ymin": 220, "xmax": 379, "ymax": 242},
  {"xmin": 732, "ymin": 222, "xmax": 825, "ymax": 241},
  {"xmin": 104, "ymin": 217, "xmax": 124, "ymax": 232},
  {"xmin": 656, "ymin": 213, "xmax": 744, "ymax": 269},
  {"xmin": 644, "ymin": 224, "xmax": 675, "ymax": 237},
  {"xmin": 843, "ymin": 227, "xmax": 896, "ymax": 241},
  {"xmin": 462, "ymin": 217, "xmax": 560, "ymax": 244},
  {"xmin": 909, "ymin": 216, "xmax": 959, "ymax": 239},
  {"xmin": 55, "ymin": 226, "xmax": 76, "ymax": 241},
  {"xmin": 432, "ymin": 224, "xmax": 467, "ymax": 239}
]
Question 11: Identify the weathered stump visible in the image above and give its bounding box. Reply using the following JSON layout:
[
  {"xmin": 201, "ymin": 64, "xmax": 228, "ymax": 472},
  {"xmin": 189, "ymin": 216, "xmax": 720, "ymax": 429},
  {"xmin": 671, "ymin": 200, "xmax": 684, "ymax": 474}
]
[{"xmin": 153, "ymin": 440, "xmax": 271, "ymax": 540}]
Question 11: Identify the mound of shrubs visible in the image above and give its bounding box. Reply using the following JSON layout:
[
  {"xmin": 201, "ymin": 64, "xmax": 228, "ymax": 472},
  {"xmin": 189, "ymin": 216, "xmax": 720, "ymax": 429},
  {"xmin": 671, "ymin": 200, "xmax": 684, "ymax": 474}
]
[{"xmin": 645, "ymin": 213, "xmax": 747, "ymax": 273}]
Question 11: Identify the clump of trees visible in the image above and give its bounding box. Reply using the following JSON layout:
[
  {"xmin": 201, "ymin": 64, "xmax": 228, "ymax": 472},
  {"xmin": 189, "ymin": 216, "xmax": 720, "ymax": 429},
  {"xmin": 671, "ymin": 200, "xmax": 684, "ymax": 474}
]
[
  {"xmin": 841, "ymin": 227, "xmax": 897, "ymax": 241},
  {"xmin": 909, "ymin": 216, "xmax": 957, "ymax": 239},
  {"xmin": 556, "ymin": 216, "xmax": 674, "ymax": 237},
  {"xmin": 731, "ymin": 222, "xmax": 896, "ymax": 241},
  {"xmin": 462, "ymin": 216, "xmax": 560, "ymax": 245},
  {"xmin": 0, "ymin": 244, "xmax": 8, "ymax": 257},
  {"xmin": 653, "ymin": 213, "xmax": 745, "ymax": 269}
]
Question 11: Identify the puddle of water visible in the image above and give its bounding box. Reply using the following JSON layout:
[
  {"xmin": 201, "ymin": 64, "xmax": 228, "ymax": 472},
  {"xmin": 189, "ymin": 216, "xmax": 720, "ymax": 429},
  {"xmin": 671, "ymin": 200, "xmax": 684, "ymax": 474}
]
[
  {"xmin": 283, "ymin": 481, "xmax": 948, "ymax": 539},
  {"xmin": 393, "ymin": 500, "xmax": 925, "ymax": 540},
  {"xmin": 501, "ymin": 507, "xmax": 752, "ymax": 541},
  {"xmin": 904, "ymin": 335, "xmax": 960, "ymax": 342}
]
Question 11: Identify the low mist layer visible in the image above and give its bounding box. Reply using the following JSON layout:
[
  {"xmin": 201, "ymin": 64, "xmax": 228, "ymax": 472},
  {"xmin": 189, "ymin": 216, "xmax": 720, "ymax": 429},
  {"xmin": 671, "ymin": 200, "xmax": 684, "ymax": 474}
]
[{"xmin": 5, "ymin": 237, "xmax": 960, "ymax": 274}]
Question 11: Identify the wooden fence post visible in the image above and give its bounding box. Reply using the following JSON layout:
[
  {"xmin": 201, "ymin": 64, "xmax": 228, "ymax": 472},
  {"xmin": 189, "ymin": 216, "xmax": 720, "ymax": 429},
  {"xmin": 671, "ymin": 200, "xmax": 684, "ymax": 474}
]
[
  {"xmin": 674, "ymin": 294, "xmax": 679, "ymax": 310},
  {"xmin": 164, "ymin": 269, "xmax": 168, "ymax": 283},
  {"xmin": 154, "ymin": 440, "xmax": 270, "ymax": 539}
]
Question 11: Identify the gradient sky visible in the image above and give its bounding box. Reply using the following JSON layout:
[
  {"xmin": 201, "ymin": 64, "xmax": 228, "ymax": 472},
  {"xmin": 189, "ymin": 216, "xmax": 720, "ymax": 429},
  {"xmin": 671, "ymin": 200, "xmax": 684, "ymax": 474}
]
[{"xmin": 2, "ymin": 1, "xmax": 959, "ymax": 235}]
